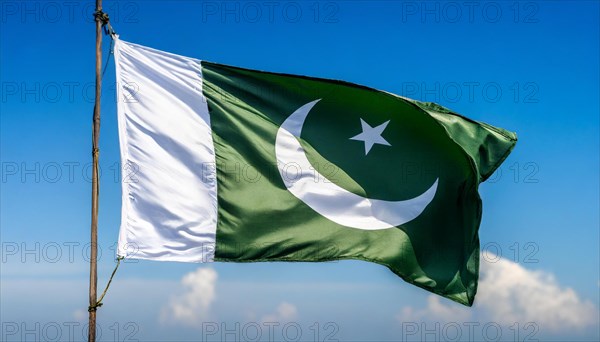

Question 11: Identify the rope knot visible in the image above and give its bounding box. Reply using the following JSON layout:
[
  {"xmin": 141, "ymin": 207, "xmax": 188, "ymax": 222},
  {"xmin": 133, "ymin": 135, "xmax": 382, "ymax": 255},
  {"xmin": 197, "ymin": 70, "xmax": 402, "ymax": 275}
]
[
  {"xmin": 94, "ymin": 10, "xmax": 116, "ymax": 37},
  {"xmin": 94, "ymin": 10, "xmax": 110, "ymax": 25},
  {"xmin": 88, "ymin": 302, "xmax": 103, "ymax": 312},
  {"xmin": 87, "ymin": 256, "xmax": 124, "ymax": 313}
]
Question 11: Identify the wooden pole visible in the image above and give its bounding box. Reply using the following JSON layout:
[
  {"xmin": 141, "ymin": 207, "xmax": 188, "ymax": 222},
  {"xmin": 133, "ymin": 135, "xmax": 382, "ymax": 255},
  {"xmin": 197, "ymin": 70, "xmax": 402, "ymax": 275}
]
[{"xmin": 89, "ymin": 0, "xmax": 102, "ymax": 341}]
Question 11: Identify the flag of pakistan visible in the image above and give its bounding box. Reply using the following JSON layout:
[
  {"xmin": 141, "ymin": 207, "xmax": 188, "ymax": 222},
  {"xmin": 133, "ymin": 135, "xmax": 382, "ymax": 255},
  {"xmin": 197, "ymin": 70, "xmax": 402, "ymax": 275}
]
[{"xmin": 114, "ymin": 38, "xmax": 517, "ymax": 306}]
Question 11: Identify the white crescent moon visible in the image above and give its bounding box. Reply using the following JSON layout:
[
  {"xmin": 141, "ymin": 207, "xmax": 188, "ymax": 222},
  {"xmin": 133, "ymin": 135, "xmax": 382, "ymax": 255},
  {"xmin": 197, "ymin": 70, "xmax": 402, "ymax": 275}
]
[{"xmin": 275, "ymin": 99, "xmax": 439, "ymax": 230}]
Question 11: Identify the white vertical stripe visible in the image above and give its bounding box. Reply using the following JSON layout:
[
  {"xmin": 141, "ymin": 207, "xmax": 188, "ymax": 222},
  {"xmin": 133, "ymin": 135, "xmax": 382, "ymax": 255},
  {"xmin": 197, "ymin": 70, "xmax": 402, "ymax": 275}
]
[{"xmin": 114, "ymin": 38, "xmax": 217, "ymax": 262}]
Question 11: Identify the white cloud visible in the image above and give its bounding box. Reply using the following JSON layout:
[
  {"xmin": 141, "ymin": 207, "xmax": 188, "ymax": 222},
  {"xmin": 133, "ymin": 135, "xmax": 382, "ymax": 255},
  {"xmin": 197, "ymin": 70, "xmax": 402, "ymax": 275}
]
[
  {"xmin": 396, "ymin": 294, "xmax": 470, "ymax": 323},
  {"xmin": 427, "ymin": 295, "xmax": 471, "ymax": 322},
  {"xmin": 476, "ymin": 254, "xmax": 598, "ymax": 331},
  {"xmin": 261, "ymin": 302, "xmax": 298, "ymax": 323},
  {"xmin": 160, "ymin": 267, "xmax": 218, "ymax": 326},
  {"xmin": 397, "ymin": 255, "xmax": 599, "ymax": 333}
]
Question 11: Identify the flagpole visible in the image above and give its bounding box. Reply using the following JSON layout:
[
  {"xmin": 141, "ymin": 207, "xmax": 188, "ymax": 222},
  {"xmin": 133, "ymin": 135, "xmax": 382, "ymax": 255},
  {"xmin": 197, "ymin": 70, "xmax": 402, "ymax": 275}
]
[{"xmin": 89, "ymin": 0, "xmax": 103, "ymax": 340}]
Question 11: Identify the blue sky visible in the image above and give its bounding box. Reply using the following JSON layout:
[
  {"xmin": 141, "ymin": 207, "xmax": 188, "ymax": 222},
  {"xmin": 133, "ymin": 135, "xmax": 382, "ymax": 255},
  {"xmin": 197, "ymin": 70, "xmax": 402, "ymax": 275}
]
[{"xmin": 1, "ymin": 1, "xmax": 599, "ymax": 341}]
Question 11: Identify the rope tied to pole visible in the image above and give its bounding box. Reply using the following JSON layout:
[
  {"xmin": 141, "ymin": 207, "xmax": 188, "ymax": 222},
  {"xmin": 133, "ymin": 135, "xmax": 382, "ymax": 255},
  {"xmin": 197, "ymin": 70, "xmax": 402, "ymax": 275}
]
[
  {"xmin": 93, "ymin": 10, "xmax": 109, "ymax": 24},
  {"xmin": 94, "ymin": 9, "xmax": 116, "ymax": 78},
  {"xmin": 88, "ymin": 256, "xmax": 124, "ymax": 312},
  {"xmin": 94, "ymin": 10, "xmax": 117, "ymax": 37}
]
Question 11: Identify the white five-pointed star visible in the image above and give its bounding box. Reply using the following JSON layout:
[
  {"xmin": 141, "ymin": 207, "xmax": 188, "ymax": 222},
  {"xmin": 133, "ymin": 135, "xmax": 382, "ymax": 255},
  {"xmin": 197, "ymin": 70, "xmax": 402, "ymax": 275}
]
[{"xmin": 349, "ymin": 118, "xmax": 391, "ymax": 155}]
